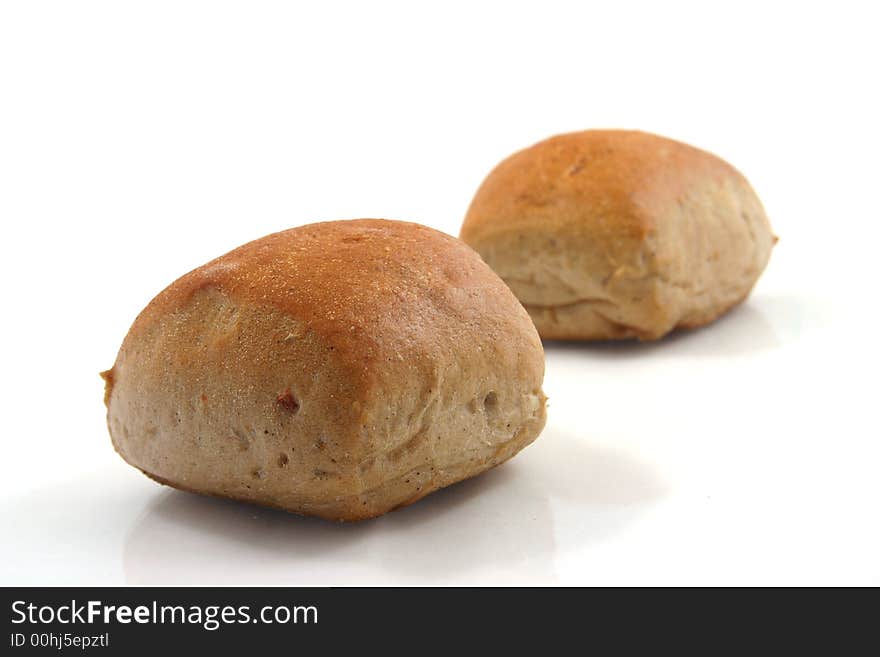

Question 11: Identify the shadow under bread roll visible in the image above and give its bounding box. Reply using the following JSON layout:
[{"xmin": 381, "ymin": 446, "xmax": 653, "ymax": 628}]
[
  {"xmin": 461, "ymin": 130, "xmax": 776, "ymax": 341},
  {"xmin": 102, "ymin": 219, "xmax": 547, "ymax": 521}
]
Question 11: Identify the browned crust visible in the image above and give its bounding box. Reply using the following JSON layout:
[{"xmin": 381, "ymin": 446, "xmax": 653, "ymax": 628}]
[
  {"xmin": 460, "ymin": 130, "xmax": 775, "ymax": 341},
  {"xmin": 99, "ymin": 369, "xmax": 114, "ymax": 405},
  {"xmin": 105, "ymin": 219, "xmax": 547, "ymax": 521}
]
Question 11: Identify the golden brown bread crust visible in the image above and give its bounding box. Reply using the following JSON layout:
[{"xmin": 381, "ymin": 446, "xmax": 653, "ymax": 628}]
[
  {"xmin": 103, "ymin": 219, "xmax": 546, "ymax": 521},
  {"xmin": 460, "ymin": 130, "xmax": 775, "ymax": 340}
]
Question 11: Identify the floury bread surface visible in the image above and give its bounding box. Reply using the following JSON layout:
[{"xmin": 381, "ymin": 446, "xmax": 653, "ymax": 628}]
[
  {"xmin": 460, "ymin": 130, "xmax": 775, "ymax": 340},
  {"xmin": 102, "ymin": 219, "xmax": 547, "ymax": 520}
]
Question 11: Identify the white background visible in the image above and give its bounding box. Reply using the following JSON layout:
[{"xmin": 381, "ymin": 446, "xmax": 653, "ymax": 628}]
[{"xmin": 1, "ymin": 1, "xmax": 878, "ymax": 585}]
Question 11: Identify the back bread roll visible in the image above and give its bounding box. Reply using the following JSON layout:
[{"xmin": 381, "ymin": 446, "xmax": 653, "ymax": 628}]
[
  {"xmin": 460, "ymin": 130, "xmax": 775, "ymax": 340},
  {"xmin": 102, "ymin": 219, "xmax": 547, "ymax": 521}
]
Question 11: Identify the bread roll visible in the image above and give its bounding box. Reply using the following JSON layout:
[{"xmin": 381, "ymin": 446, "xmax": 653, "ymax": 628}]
[
  {"xmin": 460, "ymin": 130, "xmax": 775, "ymax": 340},
  {"xmin": 102, "ymin": 219, "xmax": 547, "ymax": 521}
]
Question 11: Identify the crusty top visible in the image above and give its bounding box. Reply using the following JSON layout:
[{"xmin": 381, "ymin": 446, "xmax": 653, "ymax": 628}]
[
  {"xmin": 461, "ymin": 129, "xmax": 753, "ymax": 246},
  {"xmin": 458, "ymin": 130, "xmax": 775, "ymax": 340},
  {"xmin": 122, "ymin": 219, "xmax": 542, "ymax": 389},
  {"xmin": 104, "ymin": 219, "xmax": 547, "ymax": 519}
]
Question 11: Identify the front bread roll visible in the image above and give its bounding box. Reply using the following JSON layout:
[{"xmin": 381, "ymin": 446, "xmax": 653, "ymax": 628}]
[
  {"xmin": 102, "ymin": 219, "xmax": 547, "ymax": 521},
  {"xmin": 460, "ymin": 130, "xmax": 775, "ymax": 340}
]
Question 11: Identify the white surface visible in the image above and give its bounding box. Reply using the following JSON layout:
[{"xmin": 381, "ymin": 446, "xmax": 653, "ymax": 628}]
[{"xmin": 1, "ymin": 1, "xmax": 878, "ymax": 586}]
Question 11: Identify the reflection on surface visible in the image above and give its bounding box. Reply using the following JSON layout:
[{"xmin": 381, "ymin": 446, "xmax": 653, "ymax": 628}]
[
  {"xmin": 123, "ymin": 428, "xmax": 666, "ymax": 585},
  {"xmin": 544, "ymin": 297, "xmax": 791, "ymax": 359},
  {"xmin": 0, "ymin": 471, "xmax": 154, "ymax": 585},
  {"xmin": 123, "ymin": 466, "xmax": 552, "ymax": 585}
]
